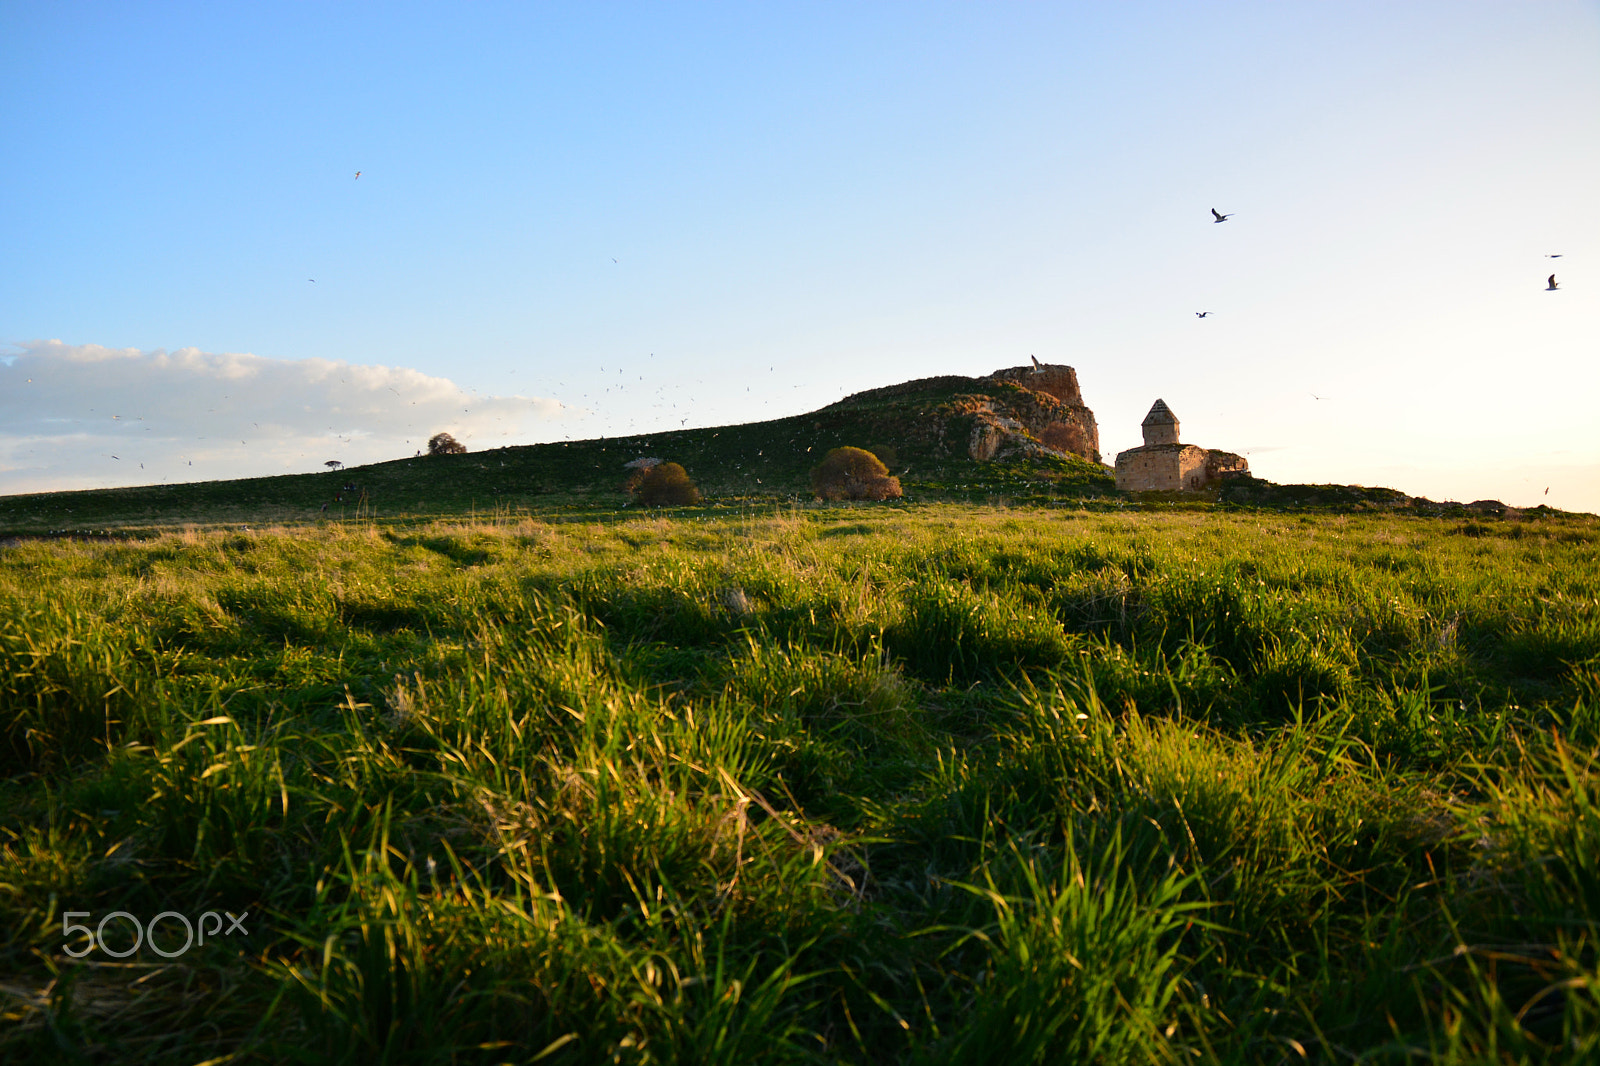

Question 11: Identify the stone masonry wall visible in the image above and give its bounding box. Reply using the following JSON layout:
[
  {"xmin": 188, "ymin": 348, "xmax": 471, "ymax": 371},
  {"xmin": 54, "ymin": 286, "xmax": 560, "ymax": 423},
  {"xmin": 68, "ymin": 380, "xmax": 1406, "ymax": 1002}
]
[
  {"xmin": 1115, "ymin": 444, "xmax": 1250, "ymax": 491},
  {"xmin": 1205, "ymin": 450, "xmax": 1250, "ymax": 482},
  {"xmin": 1115, "ymin": 444, "xmax": 1198, "ymax": 491},
  {"xmin": 1143, "ymin": 420, "xmax": 1180, "ymax": 447}
]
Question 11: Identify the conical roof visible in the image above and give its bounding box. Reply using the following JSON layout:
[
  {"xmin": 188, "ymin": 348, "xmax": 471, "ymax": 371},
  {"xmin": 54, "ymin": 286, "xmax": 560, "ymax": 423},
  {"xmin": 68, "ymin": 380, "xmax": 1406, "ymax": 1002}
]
[{"xmin": 1141, "ymin": 399, "xmax": 1178, "ymax": 425}]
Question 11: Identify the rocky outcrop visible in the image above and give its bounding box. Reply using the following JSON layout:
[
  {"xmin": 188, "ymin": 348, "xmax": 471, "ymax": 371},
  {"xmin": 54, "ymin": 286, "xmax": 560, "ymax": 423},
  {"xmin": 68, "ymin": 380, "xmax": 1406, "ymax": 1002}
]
[
  {"xmin": 985, "ymin": 363, "xmax": 1100, "ymax": 462},
  {"xmin": 989, "ymin": 364, "xmax": 1085, "ymax": 406},
  {"xmin": 815, "ymin": 364, "xmax": 1102, "ymax": 466},
  {"xmin": 964, "ymin": 400, "xmax": 1061, "ymax": 461}
]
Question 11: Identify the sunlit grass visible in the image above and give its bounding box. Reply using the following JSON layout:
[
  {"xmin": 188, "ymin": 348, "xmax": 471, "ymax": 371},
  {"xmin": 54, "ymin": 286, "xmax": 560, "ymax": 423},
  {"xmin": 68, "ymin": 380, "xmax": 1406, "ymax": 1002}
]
[{"xmin": 1, "ymin": 503, "xmax": 1597, "ymax": 1062}]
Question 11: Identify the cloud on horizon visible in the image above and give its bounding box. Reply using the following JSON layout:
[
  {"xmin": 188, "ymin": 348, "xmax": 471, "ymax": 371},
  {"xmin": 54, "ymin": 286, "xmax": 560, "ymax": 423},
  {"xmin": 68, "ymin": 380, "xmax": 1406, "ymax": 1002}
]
[{"xmin": 0, "ymin": 340, "xmax": 569, "ymax": 495}]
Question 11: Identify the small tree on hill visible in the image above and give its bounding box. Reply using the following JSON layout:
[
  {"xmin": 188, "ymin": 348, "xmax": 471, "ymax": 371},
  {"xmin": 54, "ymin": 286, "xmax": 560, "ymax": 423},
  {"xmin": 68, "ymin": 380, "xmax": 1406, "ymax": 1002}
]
[
  {"xmin": 428, "ymin": 432, "xmax": 467, "ymax": 455},
  {"xmin": 633, "ymin": 462, "xmax": 700, "ymax": 506},
  {"xmin": 812, "ymin": 447, "xmax": 902, "ymax": 501}
]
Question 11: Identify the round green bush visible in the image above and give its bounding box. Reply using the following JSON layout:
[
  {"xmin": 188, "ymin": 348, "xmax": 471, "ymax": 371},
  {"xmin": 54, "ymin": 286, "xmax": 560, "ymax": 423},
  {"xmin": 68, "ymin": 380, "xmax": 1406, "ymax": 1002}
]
[
  {"xmin": 811, "ymin": 447, "xmax": 902, "ymax": 501},
  {"xmin": 633, "ymin": 462, "xmax": 701, "ymax": 506}
]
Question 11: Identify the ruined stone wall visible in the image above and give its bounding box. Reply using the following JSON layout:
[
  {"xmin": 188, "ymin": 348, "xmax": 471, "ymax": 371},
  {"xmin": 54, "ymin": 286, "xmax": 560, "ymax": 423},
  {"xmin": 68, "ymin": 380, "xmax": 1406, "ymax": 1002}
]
[
  {"xmin": 1113, "ymin": 444, "xmax": 1195, "ymax": 491},
  {"xmin": 1178, "ymin": 446, "xmax": 1210, "ymax": 489},
  {"xmin": 1204, "ymin": 450, "xmax": 1250, "ymax": 481},
  {"xmin": 1116, "ymin": 443, "xmax": 1176, "ymax": 491},
  {"xmin": 1115, "ymin": 444, "xmax": 1250, "ymax": 491}
]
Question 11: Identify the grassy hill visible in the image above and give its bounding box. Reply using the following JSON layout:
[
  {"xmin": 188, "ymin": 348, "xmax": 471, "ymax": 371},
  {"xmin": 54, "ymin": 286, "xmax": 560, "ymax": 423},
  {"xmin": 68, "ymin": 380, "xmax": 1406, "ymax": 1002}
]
[{"xmin": 0, "ymin": 375, "xmax": 1115, "ymax": 535}]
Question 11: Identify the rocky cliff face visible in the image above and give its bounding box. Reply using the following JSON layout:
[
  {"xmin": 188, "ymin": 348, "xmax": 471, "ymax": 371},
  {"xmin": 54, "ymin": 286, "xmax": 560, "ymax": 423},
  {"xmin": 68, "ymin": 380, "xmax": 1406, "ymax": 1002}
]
[
  {"xmin": 989, "ymin": 364, "xmax": 1085, "ymax": 406},
  {"xmin": 963, "ymin": 399, "xmax": 1057, "ymax": 462},
  {"xmin": 811, "ymin": 366, "xmax": 1102, "ymax": 467},
  {"xmin": 967, "ymin": 364, "xmax": 1101, "ymax": 463}
]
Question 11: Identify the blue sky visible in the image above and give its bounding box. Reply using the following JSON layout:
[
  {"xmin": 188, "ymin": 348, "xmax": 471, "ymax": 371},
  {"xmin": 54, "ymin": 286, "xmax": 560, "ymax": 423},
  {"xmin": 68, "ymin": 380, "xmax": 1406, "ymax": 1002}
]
[{"xmin": 3, "ymin": 1, "xmax": 1597, "ymax": 511}]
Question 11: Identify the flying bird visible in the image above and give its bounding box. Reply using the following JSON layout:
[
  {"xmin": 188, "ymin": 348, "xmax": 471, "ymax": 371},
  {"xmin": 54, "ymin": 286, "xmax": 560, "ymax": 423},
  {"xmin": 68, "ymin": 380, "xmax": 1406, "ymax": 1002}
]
[
  {"xmin": 1311, "ymin": 393, "xmax": 1327, "ymax": 401},
  {"xmin": 1547, "ymin": 274, "xmax": 1559, "ymax": 290},
  {"xmin": 1195, "ymin": 312, "xmax": 1212, "ymax": 318},
  {"xmin": 1211, "ymin": 209, "xmax": 1232, "ymax": 223},
  {"xmin": 309, "ymin": 279, "xmax": 316, "ymax": 283},
  {"xmin": 1545, "ymin": 254, "xmax": 1562, "ymax": 258},
  {"xmin": 1030, "ymin": 355, "xmax": 1042, "ymax": 372},
  {"xmin": 355, "ymin": 171, "xmax": 361, "ymax": 179}
]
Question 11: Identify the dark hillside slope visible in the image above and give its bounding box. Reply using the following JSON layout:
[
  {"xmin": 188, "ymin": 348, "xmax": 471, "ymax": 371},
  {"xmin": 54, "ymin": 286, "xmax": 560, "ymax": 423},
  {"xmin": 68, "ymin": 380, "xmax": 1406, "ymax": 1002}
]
[{"xmin": 0, "ymin": 376, "xmax": 1114, "ymax": 533}]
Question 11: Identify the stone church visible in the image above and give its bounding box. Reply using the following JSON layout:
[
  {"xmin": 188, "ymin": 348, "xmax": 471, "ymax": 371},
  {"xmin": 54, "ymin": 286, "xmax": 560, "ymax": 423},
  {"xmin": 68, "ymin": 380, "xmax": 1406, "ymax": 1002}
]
[{"xmin": 1114, "ymin": 399, "xmax": 1249, "ymax": 491}]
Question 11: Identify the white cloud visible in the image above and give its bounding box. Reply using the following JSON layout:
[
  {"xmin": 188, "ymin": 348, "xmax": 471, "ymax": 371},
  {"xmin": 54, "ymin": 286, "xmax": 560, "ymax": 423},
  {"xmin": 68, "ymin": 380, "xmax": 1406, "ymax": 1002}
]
[{"xmin": 0, "ymin": 340, "xmax": 569, "ymax": 494}]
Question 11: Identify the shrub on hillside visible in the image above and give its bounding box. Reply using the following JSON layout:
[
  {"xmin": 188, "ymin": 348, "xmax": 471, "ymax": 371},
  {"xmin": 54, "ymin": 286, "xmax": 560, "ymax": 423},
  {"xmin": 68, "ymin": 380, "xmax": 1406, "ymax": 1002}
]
[
  {"xmin": 621, "ymin": 457, "xmax": 663, "ymax": 494},
  {"xmin": 812, "ymin": 447, "xmax": 902, "ymax": 501},
  {"xmin": 428, "ymin": 432, "xmax": 468, "ymax": 455},
  {"xmin": 633, "ymin": 462, "xmax": 701, "ymax": 506},
  {"xmin": 867, "ymin": 443, "xmax": 899, "ymax": 467}
]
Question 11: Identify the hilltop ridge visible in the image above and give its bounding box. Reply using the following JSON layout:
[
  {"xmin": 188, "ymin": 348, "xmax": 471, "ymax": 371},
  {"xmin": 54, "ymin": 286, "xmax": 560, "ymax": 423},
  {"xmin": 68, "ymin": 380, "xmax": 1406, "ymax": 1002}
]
[
  {"xmin": 5, "ymin": 365, "xmax": 1578, "ymax": 535},
  {"xmin": 0, "ymin": 370, "xmax": 1115, "ymax": 532}
]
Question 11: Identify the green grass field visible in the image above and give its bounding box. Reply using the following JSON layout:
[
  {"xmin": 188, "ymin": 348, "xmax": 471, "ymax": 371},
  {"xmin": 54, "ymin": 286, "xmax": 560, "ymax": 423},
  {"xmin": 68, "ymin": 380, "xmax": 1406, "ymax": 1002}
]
[{"xmin": 3, "ymin": 500, "xmax": 1598, "ymax": 1063}]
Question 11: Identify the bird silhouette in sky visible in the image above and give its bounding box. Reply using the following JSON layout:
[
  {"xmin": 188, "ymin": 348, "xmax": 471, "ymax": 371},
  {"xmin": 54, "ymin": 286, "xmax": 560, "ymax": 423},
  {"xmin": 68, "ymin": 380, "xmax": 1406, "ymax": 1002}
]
[
  {"xmin": 1211, "ymin": 208, "xmax": 1232, "ymax": 223},
  {"xmin": 1545, "ymin": 254, "xmax": 1562, "ymax": 258},
  {"xmin": 1195, "ymin": 312, "xmax": 1212, "ymax": 318},
  {"xmin": 1547, "ymin": 274, "xmax": 1559, "ymax": 291},
  {"xmin": 309, "ymin": 279, "xmax": 316, "ymax": 283},
  {"xmin": 355, "ymin": 171, "xmax": 361, "ymax": 179},
  {"xmin": 1311, "ymin": 393, "xmax": 1327, "ymax": 401}
]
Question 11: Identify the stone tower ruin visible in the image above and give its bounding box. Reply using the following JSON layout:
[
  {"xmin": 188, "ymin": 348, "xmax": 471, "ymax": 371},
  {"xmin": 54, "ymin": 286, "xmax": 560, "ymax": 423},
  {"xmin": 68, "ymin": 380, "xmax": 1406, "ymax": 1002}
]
[
  {"xmin": 1140, "ymin": 398, "xmax": 1179, "ymax": 446},
  {"xmin": 1114, "ymin": 399, "xmax": 1248, "ymax": 491}
]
